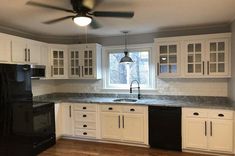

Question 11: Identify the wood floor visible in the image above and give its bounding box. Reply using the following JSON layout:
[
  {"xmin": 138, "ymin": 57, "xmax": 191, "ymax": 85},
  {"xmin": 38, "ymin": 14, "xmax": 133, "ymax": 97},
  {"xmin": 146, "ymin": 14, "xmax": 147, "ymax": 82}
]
[{"xmin": 39, "ymin": 139, "xmax": 210, "ymax": 156}]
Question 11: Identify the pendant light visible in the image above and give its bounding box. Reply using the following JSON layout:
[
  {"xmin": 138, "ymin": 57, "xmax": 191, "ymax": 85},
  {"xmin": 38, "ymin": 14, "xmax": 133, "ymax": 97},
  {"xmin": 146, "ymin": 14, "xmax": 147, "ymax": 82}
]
[{"xmin": 119, "ymin": 31, "xmax": 134, "ymax": 64}]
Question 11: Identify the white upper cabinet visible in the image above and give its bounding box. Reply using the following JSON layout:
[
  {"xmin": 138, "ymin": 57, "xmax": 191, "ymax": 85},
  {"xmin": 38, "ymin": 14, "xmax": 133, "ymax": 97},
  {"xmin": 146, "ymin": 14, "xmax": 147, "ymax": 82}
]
[
  {"xmin": 49, "ymin": 44, "xmax": 68, "ymax": 79},
  {"xmin": 155, "ymin": 41, "xmax": 181, "ymax": 77},
  {"xmin": 155, "ymin": 33, "xmax": 231, "ymax": 78},
  {"xmin": 0, "ymin": 33, "xmax": 11, "ymax": 63},
  {"xmin": 68, "ymin": 43, "xmax": 102, "ymax": 79},
  {"xmin": 11, "ymin": 36, "xmax": 41, "ymax": 64}
]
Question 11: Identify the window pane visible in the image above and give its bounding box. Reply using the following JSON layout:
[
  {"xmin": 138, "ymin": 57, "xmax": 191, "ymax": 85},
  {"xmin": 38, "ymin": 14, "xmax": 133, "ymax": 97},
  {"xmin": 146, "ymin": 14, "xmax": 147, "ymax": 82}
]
[{"xmin": 109, "ymin": 51, "xmax": 149, "ymax": 87}]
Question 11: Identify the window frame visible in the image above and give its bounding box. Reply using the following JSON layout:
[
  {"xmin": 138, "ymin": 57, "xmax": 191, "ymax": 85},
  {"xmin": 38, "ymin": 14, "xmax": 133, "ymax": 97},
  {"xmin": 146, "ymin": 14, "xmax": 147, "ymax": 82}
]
[{"xmin": 102, "ymin": 43, "xmax": 155, "ymax": 90}]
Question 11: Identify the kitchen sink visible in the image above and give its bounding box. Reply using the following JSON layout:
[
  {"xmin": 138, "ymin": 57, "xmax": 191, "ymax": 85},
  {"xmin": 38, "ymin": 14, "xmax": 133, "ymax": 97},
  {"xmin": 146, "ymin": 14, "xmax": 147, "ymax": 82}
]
[{"xmin": 113, "ymin": 98, "xmax": 138, "ymax": 103}]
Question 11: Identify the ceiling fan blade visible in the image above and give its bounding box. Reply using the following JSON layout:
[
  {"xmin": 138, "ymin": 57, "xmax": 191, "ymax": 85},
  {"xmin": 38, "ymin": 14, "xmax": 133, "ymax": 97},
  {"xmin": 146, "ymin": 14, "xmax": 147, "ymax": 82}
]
[
  {"xmin": 26, "ymin": 1, "xmax": 74, "ymax": 13},
  {"xmin": 43, "ymin": 16, "xmax": 74, "ymax": 24},
  {"xmin": 92, "ymin": 11, "xmax": 134, "ymax": 18},
  {"xmin": 89, "ymin": 19, "xmax": 101, "ymax": 29}
]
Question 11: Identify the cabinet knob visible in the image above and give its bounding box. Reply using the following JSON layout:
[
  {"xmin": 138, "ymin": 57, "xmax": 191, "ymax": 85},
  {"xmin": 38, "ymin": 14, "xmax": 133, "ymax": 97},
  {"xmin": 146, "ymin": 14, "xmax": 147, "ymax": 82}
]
[
  {"xmin": 83, "ymin": 125, "xmax": 87, "ymax": 128},
  {"xmin": 193, "ymin": 112, "xmax": 199, "ymax": 116},
  {"xmin": 108, "ymin": 107, "xmax": 113, "ymax": 110},
  {"xmin": 218, "ymin": 114, "xmax": 224, "ymax": 117},
  {"xmin": 83, "ymin": 114, "xmax": 87, "ymax": 117},
  {"xmin": 83, "ymin": 132, "xmax": 87, "ymax": 135},
  {"xmin": 83, "ymin": 107, "xmax": 87, "ymax": 110},
  {"xmin": 130, "ymin": 108, "xmax": 135, "ymax": 112}
]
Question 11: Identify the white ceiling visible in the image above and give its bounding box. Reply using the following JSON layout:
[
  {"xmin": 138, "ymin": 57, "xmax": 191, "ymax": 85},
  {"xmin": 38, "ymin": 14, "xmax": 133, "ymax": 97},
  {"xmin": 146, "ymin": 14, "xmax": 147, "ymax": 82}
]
[{"xmin": 0, "ymin": 0, "xmax": 235, "ymax": 37}]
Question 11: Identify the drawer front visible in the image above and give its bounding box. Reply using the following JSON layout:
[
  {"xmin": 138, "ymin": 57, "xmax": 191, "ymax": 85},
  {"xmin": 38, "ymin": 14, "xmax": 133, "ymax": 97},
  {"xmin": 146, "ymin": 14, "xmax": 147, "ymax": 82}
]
[
  {"xmin": 74, "ymin": 111, "xmax": 96, "ymax": 122},
  {"xmin": 100, "ymin": 105, "xmax": 121, "ymax": 112},
  {"xmin": 74, "ymin": 104, "xmax": 96, "ymax": 112},
  {"xmin": 183, "ymin": 108, "xmax": 208, "ymax": 118},
  {"xmin": 74, "ymin": 129, "xmax": 96, "ymax": 138},
  {"xmin": 208, "ymin": 110, "xmax": 233, "ymax": 120},
  {"xmin": 122, "ymin": 105, "xmax": 145, "ymax": 114},
  {"xmin": 74, "ymin": 121, "xmax": 96, "ymax": 130}
]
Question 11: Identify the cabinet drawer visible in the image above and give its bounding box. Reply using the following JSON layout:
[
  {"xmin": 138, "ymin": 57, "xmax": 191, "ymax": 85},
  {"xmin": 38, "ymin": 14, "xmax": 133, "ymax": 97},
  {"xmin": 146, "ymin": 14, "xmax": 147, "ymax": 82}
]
[
  {"xmin": 122, "ymin": 105, "xmax": 145, "ymax": 114},
  {"xmin": 100, "ymin": 105, "xmax": 121, "ymax": 112},
  {"xmin": 74, "ymin": 129, "xmax": 96, "ymax": 138},
  {"xmin": 74, "ymin": 121, "xmax": 96, "ymax": 130},
  {"xmin": 74, "ymin": 111, "xmax": 96, "ymax": 122},
  {"xmin": 183, "ymin": 108, "xmax": 207, "ymax": 118},
  {"xmin": 74, "ymin": 104, "xmax": 96, "ymax": 112},
  {"xmin": 208, "ymin": 110, "xmax": 233, "ymax": 120}
]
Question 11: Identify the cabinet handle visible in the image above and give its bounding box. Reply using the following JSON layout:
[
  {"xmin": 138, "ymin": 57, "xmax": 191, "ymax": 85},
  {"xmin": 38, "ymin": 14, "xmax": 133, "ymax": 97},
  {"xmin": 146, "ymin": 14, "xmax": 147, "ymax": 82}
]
[
  {"xmin": 202, "ymin": 61, "xmax": 205, "ymax": 75},
  {"xmin": 193, "ymin": 112, "xmax": 199, "ymax": 116},
  {"xmin": 83, "ymin": 114, "xmax": 87, "ymax": 117},
  {"xmin": 218, "ymin": 114, "xmax": 224, "ymax": 117},
  {"xmin": 210, "ymin": 121, "xmax": 212, "ymax": 136},
  {"xmin": 157, "ymin": 63, "xmax": 160, "ymax": 76},
  {"xmin": 118, "ymin": 115, "xmax": 120, "ymax": 128},
  {"xmin": 69, "ymin": 105, "xmax": 71, "ymax": 118},
  {"xmin": 207, "ymin": 61, "xmax": 209, "ymax": 75},
  {"xmin": 83, "ymin": 107, "xmax": 87, "ymax": 110},
  {"xmin": 108, "ymin": 107, "xmax": 113, "ymax": 110},
  {"xmin": 51, "ymin": 66, "xmax": 53, "ymax": 77},
  {"xmin": 83, "ymin": 132, "xmax": 87, "ymax": 135},
  {"xmin": 82, "ymin": 66, "xmax": 84, "ymax": 77},
  {"xmin": 78, "ymin": 66, "xmax": 80, "ymax": 77},
  {"xmin": 122, "ymin": 115, "xmax": 124, "ymax": 128},
  {"xmin": 28, "ymin": 49, "xmax": 30, "ymax": 62},
  {"xmin": 83, "ymin": 125, "xmax": 87, "ymax": 128},
  {"xmin": 205, "ymin": 121, "xmax": 207, "ymax": 136},
  {"xmin": 130, "ymin": 108, "xmax": 135, "ymax": 112},
  {"xmin": 25, "ymin": 48, "xmax": 27, "ymax": 61}
]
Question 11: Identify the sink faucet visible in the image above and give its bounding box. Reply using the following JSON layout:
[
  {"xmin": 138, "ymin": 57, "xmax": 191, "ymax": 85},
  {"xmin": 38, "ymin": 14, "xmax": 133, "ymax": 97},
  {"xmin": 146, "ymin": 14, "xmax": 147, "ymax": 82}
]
[{"xmin": 130, "ymin": 80, "xmax": 141, "ymax": 99}]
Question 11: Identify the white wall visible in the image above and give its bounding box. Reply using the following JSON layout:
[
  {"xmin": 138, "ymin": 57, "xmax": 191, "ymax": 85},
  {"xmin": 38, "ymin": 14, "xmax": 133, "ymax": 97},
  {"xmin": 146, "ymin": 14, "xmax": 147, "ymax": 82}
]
[
  {"xmin": 53, "ymin": 78, "xmax": 228, "ymax": 97},
  {"xmin": 32, "ymin": 80, "xmax": 56, "ymax": 96},
  {"xmin": 229, "ymin": 20, "xmax": 235, "ymax": 100}
]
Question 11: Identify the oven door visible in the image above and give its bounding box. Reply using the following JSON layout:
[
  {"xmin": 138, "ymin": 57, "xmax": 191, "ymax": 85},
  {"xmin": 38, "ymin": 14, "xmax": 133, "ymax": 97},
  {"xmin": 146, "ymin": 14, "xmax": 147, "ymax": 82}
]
[{"xmin": 33, "ymin": 103, "xmax": 55, "ymax": 145}]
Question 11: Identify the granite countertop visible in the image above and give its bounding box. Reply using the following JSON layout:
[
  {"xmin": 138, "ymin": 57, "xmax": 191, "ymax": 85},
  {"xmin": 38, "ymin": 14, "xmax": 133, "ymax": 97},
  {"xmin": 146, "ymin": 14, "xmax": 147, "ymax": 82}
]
[{"xmin": 34, "ymin": 93, "xmax": 235, "ymax": 110}]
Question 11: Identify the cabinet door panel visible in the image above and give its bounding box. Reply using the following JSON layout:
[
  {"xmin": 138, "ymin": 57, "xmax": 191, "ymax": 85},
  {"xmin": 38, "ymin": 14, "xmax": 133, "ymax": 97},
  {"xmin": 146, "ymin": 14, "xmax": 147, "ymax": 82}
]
[
  {"xmin": 28, "ymin": 42, "xmax": 41, "ymax": 64},
  {"xmin": 100, "ymin": 113, "xmax": 122, "ymax": 140},
  {"xmin": 184, "ymin": 118, "xmax": 208, "ymax": 150},
  {"xmin": 208, "ymin": 119, "xmax": 233, "ymax": 152},
  {"xmin": 61, "ymin": 104, "xmax": 74, "ymax": 136},
  {"xmin": 11, "ymin": 39, "xmax": 27, "ymax": 63},
  {"xmin": 0, "ymin": 35, "xmax": 11, "ymax": 62},
  {"xmin": 122, "ymin": 114, "xmax": 144, "ymax": 143}
]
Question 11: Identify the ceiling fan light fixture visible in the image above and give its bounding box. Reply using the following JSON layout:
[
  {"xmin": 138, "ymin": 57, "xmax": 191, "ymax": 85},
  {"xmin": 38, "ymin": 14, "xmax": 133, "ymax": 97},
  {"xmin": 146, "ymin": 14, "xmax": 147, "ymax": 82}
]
[{"xmin": 73, "ymin": 15, "xmax": 92, "ymax": 26}]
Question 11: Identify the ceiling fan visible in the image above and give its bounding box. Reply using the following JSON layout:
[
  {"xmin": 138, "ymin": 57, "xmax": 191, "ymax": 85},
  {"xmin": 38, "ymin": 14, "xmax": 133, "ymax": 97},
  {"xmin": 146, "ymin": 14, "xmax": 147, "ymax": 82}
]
[{"xmin": 26, "ymin": 0, "xmax": 134, "ymax": 29}]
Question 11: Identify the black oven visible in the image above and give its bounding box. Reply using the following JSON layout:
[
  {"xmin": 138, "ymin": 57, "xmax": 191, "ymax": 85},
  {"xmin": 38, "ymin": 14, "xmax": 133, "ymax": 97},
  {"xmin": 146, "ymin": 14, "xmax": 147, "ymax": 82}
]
[{"xmin": 33, "ymin": 102, "xmax": 56, "ymax": 155}]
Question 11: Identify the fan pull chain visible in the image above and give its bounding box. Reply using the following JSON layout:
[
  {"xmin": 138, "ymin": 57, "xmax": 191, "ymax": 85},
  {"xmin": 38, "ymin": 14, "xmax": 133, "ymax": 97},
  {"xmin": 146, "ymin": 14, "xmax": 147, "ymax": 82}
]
[{"xmin": 85, "ymin": 26, "xmax": 88, "ymax": 44}]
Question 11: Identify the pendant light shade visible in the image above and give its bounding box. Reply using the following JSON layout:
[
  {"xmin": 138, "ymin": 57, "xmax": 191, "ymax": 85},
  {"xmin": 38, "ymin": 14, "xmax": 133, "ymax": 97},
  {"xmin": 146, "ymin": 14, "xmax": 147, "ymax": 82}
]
[{"xmin": 119, "ymin": 31, "xmax": 133, "ymax": 64}]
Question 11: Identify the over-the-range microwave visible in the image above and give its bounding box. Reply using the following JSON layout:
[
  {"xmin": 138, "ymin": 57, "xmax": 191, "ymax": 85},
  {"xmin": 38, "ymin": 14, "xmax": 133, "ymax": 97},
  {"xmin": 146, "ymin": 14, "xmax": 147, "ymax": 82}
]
[{"xmin": 31, "ymin": 65, "xmax": 46, "ymax": 79}]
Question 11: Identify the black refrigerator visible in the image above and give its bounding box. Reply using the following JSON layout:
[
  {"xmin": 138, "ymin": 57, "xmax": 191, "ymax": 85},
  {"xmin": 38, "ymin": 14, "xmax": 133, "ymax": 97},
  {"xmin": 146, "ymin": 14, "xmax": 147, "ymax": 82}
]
[{"xmin": 0, "ymin": 64, "xmax": 34, "ymax": 156}]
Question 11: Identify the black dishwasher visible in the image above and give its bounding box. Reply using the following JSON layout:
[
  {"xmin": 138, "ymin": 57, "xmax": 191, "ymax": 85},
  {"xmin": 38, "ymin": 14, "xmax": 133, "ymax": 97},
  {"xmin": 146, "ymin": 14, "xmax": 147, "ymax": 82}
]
[{"xmin": 149, "ymin": 106, "xmax": 182, "ymax": 151}]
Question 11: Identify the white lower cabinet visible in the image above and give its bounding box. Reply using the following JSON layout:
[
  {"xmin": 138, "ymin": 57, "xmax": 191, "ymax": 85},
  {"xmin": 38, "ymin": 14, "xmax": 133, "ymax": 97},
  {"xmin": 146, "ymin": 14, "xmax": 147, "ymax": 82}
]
[
  {"xmin": 100, "ymin": 104, "xmax": 148, "ymax": 145},
  {"xmin": 183, "ymin": 108, "xmax": 234, "ymax": 154},
  {"xmin": 54, "ymin": 103, "xmax": 63, "ymax": 139},
  {"xmin": 61, "ymin": 103, "xmax": 74, "ymax": 136},
  {"xmin": 73, "ymin": 104, "xmax": 97, "ymax": 138}
]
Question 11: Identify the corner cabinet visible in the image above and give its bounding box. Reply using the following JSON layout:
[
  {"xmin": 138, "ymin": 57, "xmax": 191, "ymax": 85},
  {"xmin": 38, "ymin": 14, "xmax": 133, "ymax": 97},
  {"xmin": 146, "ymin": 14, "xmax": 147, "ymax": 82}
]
[
  {"xmin": 154, "ymin": 33, "xmax": 231, "ymax": 78},
  {"xmin": 49, "ymin": 45, "xmax": 68, "ymax": 79},
  {"xmin": 68, "ymin": 43, "xmax": 102, "ymax": 79},
  {"xmin": 100, "ymin": 104, "xmax": 148, "ymax": 145},
  {"xmin": 182, "ymin": 108, "xmax": 234, "ymax": 154}
]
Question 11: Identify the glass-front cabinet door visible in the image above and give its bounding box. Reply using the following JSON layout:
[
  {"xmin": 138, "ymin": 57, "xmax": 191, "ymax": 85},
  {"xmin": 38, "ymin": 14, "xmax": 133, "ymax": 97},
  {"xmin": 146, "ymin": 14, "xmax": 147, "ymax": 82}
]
[
  {"xmin": 157, "ymin": 42, "xmax": 180, "ymax": 77},
  {"xmin": 83, "ymin": 49, "xmax": 94, "ymax": 77},
  {"xmin": 185, "ymin": 41, "xmax": 204, "ymax": 76},
  {"xmin": 69, "ymin": 50, "xmax": 81, "ymax": 78},
  {"xmin": 207, "ymin": 39, "xmax": 228, "ymax": 76},
  {"xmin": 51, "ymin": 49, "xmax": 66, "ymax": 78}
]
